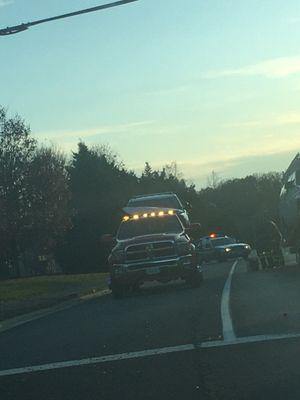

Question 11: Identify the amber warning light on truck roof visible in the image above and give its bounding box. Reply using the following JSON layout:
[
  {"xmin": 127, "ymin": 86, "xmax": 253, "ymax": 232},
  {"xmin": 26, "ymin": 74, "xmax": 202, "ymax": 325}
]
[{"xmin": 122, "ymin": 210, "xmax": 175, "ymax": 222}]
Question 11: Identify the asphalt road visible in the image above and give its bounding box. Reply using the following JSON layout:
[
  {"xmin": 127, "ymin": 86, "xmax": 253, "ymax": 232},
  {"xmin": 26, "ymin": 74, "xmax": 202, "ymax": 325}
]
[{"xmin": 2, "ymin": 259, "xmax": 300, "ymax": 399}]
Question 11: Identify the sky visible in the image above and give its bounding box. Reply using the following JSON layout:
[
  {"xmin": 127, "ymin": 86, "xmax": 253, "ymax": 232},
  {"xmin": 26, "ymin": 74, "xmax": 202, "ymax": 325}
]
[{"xmin": 1, "ymin": 0, "xmax": 300, "ymax": 187}]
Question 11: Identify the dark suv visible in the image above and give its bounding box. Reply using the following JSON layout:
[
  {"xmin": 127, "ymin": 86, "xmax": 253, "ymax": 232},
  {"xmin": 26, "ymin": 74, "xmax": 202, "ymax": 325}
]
[{"xmin": 108, "ymin": 209, "xmax": 203, "ymax": 298}]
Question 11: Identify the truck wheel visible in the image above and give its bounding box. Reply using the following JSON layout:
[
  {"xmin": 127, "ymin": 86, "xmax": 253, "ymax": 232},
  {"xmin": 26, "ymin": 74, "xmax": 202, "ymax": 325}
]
[{"xmin": 187, "ymin": 270, "xmax": 203, "ymax": 288}]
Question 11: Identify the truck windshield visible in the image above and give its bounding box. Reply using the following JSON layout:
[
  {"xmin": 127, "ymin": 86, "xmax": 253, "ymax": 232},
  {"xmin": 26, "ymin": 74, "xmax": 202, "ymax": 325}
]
[
  {"xmin": 128, "ymin": 196, "xmax": 181, "ymax": 209},
  {"xmin": 117, "ymin": 215, "xmax": 183, "ymax": 240}
]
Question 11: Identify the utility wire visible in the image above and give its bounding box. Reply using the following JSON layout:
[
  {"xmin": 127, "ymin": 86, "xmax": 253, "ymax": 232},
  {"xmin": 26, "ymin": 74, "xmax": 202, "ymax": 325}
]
[{"xmin": 0, "ymin": 0, "xmax": 138, "ymax": 36}]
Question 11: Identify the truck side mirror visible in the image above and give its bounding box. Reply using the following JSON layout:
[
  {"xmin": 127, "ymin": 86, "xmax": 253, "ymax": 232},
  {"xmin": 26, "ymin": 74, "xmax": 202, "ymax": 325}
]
[
  {"xmin": 185, "ymin": 223, "xmax": 201, "ymax": 239},
  {"xmin": 185, "ymin": 201, "xmax": 192, "ymax": 211}
]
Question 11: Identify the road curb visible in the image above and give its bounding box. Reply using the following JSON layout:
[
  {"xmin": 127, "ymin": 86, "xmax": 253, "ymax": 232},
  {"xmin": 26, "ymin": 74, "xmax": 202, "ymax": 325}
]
[{"xmin": 0, "ymin": 288, "xmax": 110, "ymax": 335}]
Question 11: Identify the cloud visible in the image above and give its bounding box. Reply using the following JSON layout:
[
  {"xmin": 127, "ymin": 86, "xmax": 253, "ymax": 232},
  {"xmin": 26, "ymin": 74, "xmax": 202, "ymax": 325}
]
[
  {"xmin": 0, "ymin": 0, "xmax": 14, "ymax": 7},
  {"xmin": 178, "ymin": 146, "xmax": 300, "ymax": 187},
  {"xmin": 205, "ymin": 56, "xmax": 300, "ymax": 79},
  {"xmin": 224, "ymin": 112, "xmax": 300, "ymax": 129},
  {"xmin": 143, "ymin": 84, "xmax": 192, "ymax": 97},
  {"xmin": 37, "ymin": 120, "xmax": 154, "ymax": 140},
  {"xmin": 36, "ymin": 120, "xmax": 156, "ymax": 155},
  {"xmin": 158, "ymin": 131, "xmax": 300, "ymax": 186},
  {"xmin": 35, "ymin": 118, "xmax": 300, "ymax": 188},
  {"xmin": 127, "ymin": 131, "xmax": 300, "ymax": 187}
]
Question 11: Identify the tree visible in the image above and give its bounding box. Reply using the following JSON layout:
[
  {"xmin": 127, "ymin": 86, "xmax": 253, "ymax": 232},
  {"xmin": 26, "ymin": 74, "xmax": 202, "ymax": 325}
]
[
  {"xmin": 207, "ymin": 170, "xmax": 221, "ymax": 189},
  {"xmin": 0, "ymin": 107, "xmax": 36, "ymax": 276},
  {"xmin": 142, "ymin": 162, "xmax": 153, "ymax": 178},
  {"xmin": 26, "ymin": 147, "xmax": 72, "ymax": 257},
  {"xmin": 0, "ymin": 107, "xmax": 72, "ymax": 278},
  {"xmin": 59, "ymin": 142, "xmax": 138, "ymax": 273},
  {"xmin": 198, "ymin": 172, "xmax": 283, "ymax": 244},
  {"xmin": 163, "ymin": 161, "xmax": 182, "ymax": 180}
]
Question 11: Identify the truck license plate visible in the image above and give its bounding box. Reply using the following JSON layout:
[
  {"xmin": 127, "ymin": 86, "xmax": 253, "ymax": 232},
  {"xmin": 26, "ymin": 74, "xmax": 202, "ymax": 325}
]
[{"xmin": 146, "ymin": 267, "xmax": 160, "ymax": 275}]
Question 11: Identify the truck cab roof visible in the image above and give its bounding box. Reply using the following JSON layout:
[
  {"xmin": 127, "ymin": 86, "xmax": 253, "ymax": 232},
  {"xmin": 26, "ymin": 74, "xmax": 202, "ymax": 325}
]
[{"xmin": 127, "ymin": 192, "xmax": 184, "ymax": 210}]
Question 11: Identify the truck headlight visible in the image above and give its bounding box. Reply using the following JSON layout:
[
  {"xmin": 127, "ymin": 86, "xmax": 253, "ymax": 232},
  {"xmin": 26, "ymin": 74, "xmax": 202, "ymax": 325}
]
[{"xmin": 225, "ymin": 248, "xmax": 232, "ymax": 253}]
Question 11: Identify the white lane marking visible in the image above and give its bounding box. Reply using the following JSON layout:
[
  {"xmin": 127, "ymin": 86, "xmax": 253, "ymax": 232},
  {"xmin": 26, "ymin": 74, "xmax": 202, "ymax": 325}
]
[
  {"xmin": 201, "ymin": 332, "xmax": 300, "ymax": 348},
  {"xmin": 221, "ymin": 260, "xmax": 238, "ymax": 341},
  {"xmin": 3, "ymin": 332, "xmax": 300, "ymax": 377},
  {"xmin": 0, "ymin": 344, "xmax": 195, "ymax": 378}
]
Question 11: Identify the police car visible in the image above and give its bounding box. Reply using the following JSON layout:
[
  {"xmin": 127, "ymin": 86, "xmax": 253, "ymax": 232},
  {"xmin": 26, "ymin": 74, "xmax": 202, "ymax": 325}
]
[{"xmin": 197, "ymin": 233, "xmax": 251, "ymax": 262}]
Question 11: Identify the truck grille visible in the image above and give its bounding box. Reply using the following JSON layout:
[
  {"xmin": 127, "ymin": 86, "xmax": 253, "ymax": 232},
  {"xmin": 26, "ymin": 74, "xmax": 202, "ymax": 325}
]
[{"xmin": 125, "ymin": 241, "xmax": 175, "ymax": 263}]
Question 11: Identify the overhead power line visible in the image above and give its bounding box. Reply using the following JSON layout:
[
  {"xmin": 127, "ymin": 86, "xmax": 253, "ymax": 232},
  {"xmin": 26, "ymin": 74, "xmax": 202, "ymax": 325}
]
[{"xmin": 0, "ymin": 0, "xmax": 138, "ymax": 36}]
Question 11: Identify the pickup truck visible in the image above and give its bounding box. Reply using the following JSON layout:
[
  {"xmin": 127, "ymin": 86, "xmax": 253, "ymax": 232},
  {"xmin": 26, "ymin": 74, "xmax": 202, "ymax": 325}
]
[{"xmin": 107, "ymin": 208, "xmax": 203, "ymax": 298}]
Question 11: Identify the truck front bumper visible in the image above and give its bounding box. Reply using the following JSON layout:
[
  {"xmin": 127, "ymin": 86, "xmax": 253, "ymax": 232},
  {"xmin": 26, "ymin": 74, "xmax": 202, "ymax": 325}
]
[{"xmin": 111, "ymin": 255, "xmax": 200, "ymax": 285}]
